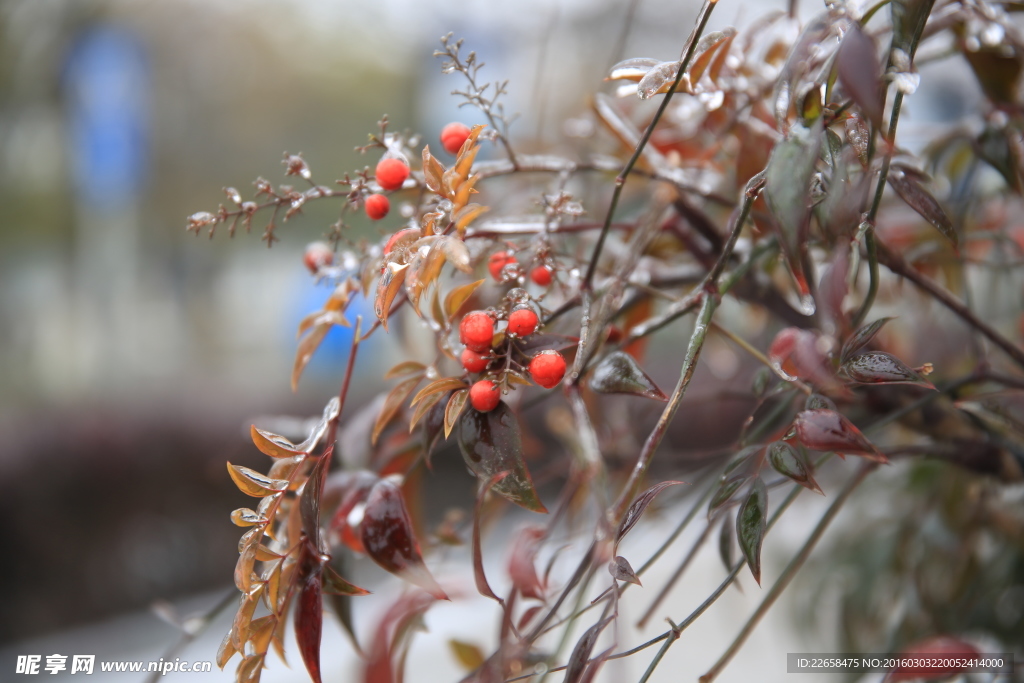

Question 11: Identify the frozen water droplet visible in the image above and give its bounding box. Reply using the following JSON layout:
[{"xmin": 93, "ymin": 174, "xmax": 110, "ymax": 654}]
[
  {"xmin": 982, "ymin": 22, "xmax": 1005, "ymax": 47},
  {"xmin": 891, "ymin": 71, "xmax": 920, "ymax": 95},
  {"xmin": 798, "ymin": 294, "xmax": 817, "ymax": 316},
  {"xmin": 425, "ymin": 365, "xmax": 439, "ymax": 379},
  {"xmin": 698, "ymin": 90, "xmax": 725, "ymax": 111}
]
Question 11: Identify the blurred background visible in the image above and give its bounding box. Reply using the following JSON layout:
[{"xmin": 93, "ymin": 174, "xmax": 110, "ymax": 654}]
[{"xmin": 0, "ymin": 0, "xmax": 1013, "ymax": 681}]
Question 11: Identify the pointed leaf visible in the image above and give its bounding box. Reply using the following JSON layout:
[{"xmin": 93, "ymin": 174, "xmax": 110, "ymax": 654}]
[
  {"xmin": 890, "ymin": 0, "xmax": 936, "ymax": 61},
  {"xmin": 292, "ymin": 322, "xmax": 331, "ymax": 391},
  {"xmin": 686, "ymin": 29, "xmax": 736, "ymax": 90},
  {"xmin": 231, "ymin": 508, "xmax": 267, "ymax": 527},
  {"xmin": 607, "ymin": 57, "xmax": 660, "ymax": 81},
  {"xmin": 384, "ymin": 361, "xmax": 426, "ymax": 380},
  {"xmin": 795, "ymin": 409, "xmax": 887, "ymax": 461},
  {"xmin": 421, "ymin": 146, "xmax": 445, "ymax": 194},
  {"xmin": 888, "ymin": 169, "xmax": 957, "ymax": 247},
  {"xmin": 637, "ymin": 60, "xmax": 679, "ymax": 100},
  {"xmin": 473, "ymin": 472, "xmax": 510, "ymax": 602},
  {"xmin": 374, "ymin": 262, "xmax": 409, "ymax": 331},
  {"xmin": 227, "ymin": 463, "xmax": 289, "ymax": 497},
  {"xmin": 217, "ymin": 629, "xmax": 237, "ymax": 669},
  {"xmin": 323, "ymin": 563, "xmax": 371, "ymax": 596},
  {"xmin": 248, "ymin": 615, "xmax": 277, "ymax": 655},
  {"xmin": 508, "ymin": 526, "xmax": 546, "ymax": 600},
  {"xmin": 562, "ymin": 618, "xmax": 612, "ymax": 683},
  {"xmin": 842, "ymin": 351, "xmax": 936, "ymax": 388},
  {"xmin": 841, "ymin": 317, "xmax": 895, "ymax": 362},
  {"xmin": 457, "ymin": 402, "xmax": 548, "ymax": 513},
  {"xmin": 617, "ymin": 480, "xmax": 684, "ymax": 541},
  {"xmin": 443, "ymin": 389, "xmax": 468, "ymax": 439},
  {"xmin": 372, "ymin": 376, "xmax": 422, "ymax": 446},
  {"xmin": 409, "ymin": 390, "xmax": 445, "ymax": 433},
  {"xmin": 444, "ymin": 279, "xmax": 485, "ymax": 320},
  {"xmin": 709, "ymin": 474, "xmax": 748, "ymax": 515},
  {"xmin": 454, "ymin": 204, "xmax": 489, "ymax": 235},
  {"xmin": 763, "ymin": 121, "xmax": 824, "ymax": 299},
  {"xmin": 736, "ymin": 478, "xmax": 767, "ymax": 585},
  {"xmin": 295, "ymin": 397, "xmax": 340, "ymax": 454},
  {"xmin": 448, "ymin": 640, "xmax": 486, "ymax": 671},
  {"xmin": 361, "ymin": 478, "xmax": 448, "ymax": 600},
  {"xmin": 608, "ymin": 556, "xmax": 641, "ymax": 586},
  {"xmin": 295, "ymin": 549, "xmax": 323, "ymax": 683},
  {"xmin": 411, "ymin": 377, "xmax": 467, "ymax": 407},
  {"xmin": 718, "ymin": 511, "xmax": 734, "ymax": 571},
  {"xmin": 589, "ymin": 351, "xmax": 668, "ymax": 401},
  {"xmin": 837, "ymin": 24, "xmax": 882, "ymax": 127},
  {"xmin": 767, "ymin": 441, "xmax": 823, "ymax": 494},
  {"xmin": 251, "ymin": 426, "xmax": 303, "ymax": 459}
]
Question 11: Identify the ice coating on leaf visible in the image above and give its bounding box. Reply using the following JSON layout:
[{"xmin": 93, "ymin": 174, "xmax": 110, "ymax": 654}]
[
  {"xmin": 589, "ymin": 351, "xmax": 668, "ymax": 401},
  {"xmin": 360, "ymin": 479, "xmax": 448, "ymax": 600},
  {"xmin": 767, "ymin": 441, "xmax": 822, "ymax": 494},
  {"xmin": 457, "ymin": 402, "xmax": 547, "ymax": 513},
  {"xmin": 842, "ymin": 352, "xmax": 936, "ymax": 388},
  {"xmin": 618, "ymin": 480, "xmax": 684, "ymax": 541},
  {"xmin": 637, "ymin": 61, "xmax": 680, "ymax": 99},
  {"xmin": 736, "ymin": 478, "xmax": 767, "ymax": 585},
  {"xmin": 607, "ymin": 57, "xmax": 660, "ymax": 81},
  {"xmin": 794, "ymin": 409, "xmax": 886, "ymax": 461}
]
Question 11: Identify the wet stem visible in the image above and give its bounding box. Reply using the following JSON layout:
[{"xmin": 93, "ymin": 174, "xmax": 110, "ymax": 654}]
[{"xmin": 583, "ymin": 0, "xmax": 719, "ymax": 291}]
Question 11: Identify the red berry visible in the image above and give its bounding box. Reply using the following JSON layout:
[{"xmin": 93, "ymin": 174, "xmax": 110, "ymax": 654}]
[
  {"xmin": 440, "ymin": 122, "xmax": 472, "ymax": 155},
  {"xmin": 530, "ymin": 265, "xmax": 553, "ymax": 286},
  {"xmin": 303, "ymin": 242, "xmax": 334, "ymax": 273},
  {"xmin": 507, "ymin": 307, "xmax": 539, "ymax": 337},
  {"xmin": 488, "ymin": 251, "xmax": 517, "ymax": 281},
  {"xmin": 383, "ymin": 227, "xmax": 421, "ymax": 255},
  {"xmin": 461, "ymin": 348, "xmax": 490, "ymax": 373},
  {"xmin": 529, "ymin": 351, "xmax": 566, "ymax": 389},
  {"xmin": 365, "ymin": 194, "xmax": 390, "ymax": 220},
  {"xmin": 375, "ymin": 157, "xmax": 409, "ymax": 191},
  {"xmin": 459, "ymin": 311, "xmax": 494, "ymax": 353},
  {"xmin": 470, "ymin": 380, "xmax": 501, "ymax": 412}
]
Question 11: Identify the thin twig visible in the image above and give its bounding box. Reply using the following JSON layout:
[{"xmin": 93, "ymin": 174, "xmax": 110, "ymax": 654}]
[{"xmin": 583, "ymin": 0, "xmax": 719, "ymax": 290}]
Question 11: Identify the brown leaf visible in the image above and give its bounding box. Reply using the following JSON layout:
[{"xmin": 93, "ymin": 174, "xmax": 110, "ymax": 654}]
[
  {"xmin": 421, "ymin": 146, "xmax": 446, "ymax": 195},
  {"xmin": 444, "ymin": 389, "xmax": 468, "ymax": 439},
  {"xmin": 795, "ymin": 409, "xmax": 886, "ymax": 461},
  {"xmin": 617, "ymin": 480, "xmax": 684, "ymax": 541},
  {"xmin": 837, "ymin": 24, "xmax": 883, "ymax": 127},
  {"xmin": 608, "ymin": 556, "xmax": 641, "ymax": 586},
  {"xmin": 292, "ymin": 322, "xmax": 331, "ymax": 392},
  {"xmin": 372, "ymin": 376, "xmax": 423, "ymax": 446},
  {"xmin": 445, "ymin": 279, "xmax": 485, "ymax": 320},
  {"xmin": 887, "ymin": 168, "xmax": 957, "ymax": 247},
  {"xmin": 384, "ymin": 361, "xmax": 426, "ymax": 380},
  {"xmin": 295, "ymin": 548, "xmax": 324, "ymax": 683},
  {"xmin": 409, "ymin": 390, "xmax": 445, "ymax": 433},
  {"xmin": 473, "ymin": 472, "xmax": 509, "ymax": 602},
  {"xmin": 412, "ymin": 377, "xmax": 468, "ymax": 408},
  {"xmin": 454, "ymin": 204, "xmax": 489, "ymax": 235},
  {"xmin": 251, "ymin": 426, "xmax": 304, "ymax": 459},
  {"xmin": 687, "ymin": 29, "xmax": 737, "ymax": 91},
  {"xmin": 361, "ymin": 479, "xmax": 448, "ymax": 600},
  {"xmin": 563, "ymin": 618, "xmax": 612, "ymax": 683},
  {"xmin": 508, "ymin": 526, "xmax": 546, "ymax": 600},
  {"xmin": 374, "ymin": 263, "xmax": 409, "ymax": 331},
  {"xmin": 448, "ymin": 640, "xmax": 486, "ymax": 671},
  {"xmin": 227, "ymin": 463, "xmax": 289, "ymax": 497}
]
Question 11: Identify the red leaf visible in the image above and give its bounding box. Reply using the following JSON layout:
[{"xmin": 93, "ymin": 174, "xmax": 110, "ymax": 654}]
[
  {"xmin": 295, "ymin": 545, "xmax": 324, "ymax": 683},
  {"xmin": 326, "ymin": 470, "xmax": 379, "ymax": 554},
  {"xmin": 361, "ymin": 479, "xmax": 448, "ymax": 600},
  {"xmin": 563, "ymin": 618, "xmax": 612, "ymax": 683},
  {"xmin": 837, "ymin": 23, "xmax": 883, "ymax": 127},
  {"xmin": 767, "ymin": 328, "xmax": 843, "ymax": 392},
  {"xmin": 508, "ymin": 526, "xmax": 546, "ymax": 600},
  {"xmin": 473, "ymin": 472, "xmax": 509, "ymax": 603},
  {"xmin": 794, "ymin": 409, "xmax": 886, "ymax": 461},
  {"xmin": 617, "ymin": 480, "xmax": 684, "ymax": 541},
  {"xmin": 363, "ymin": 592, "xmax": 437, "ymax": 683},
  {"xmin": 886, "ymin": 636, "xmax": 981, "ymax": 682}
]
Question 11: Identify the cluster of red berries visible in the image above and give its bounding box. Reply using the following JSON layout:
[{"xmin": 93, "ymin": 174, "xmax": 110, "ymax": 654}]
[
  {"xmin": 489, "ymin": 250, "xmax": 554, "ymax": 287},
  {"xmin": 458, "ymin": 309, "xmax": 567, "ymax": 412},
  {"xmin": 362, "ymin": 123, "xmax": 472, "ymax": 222}
]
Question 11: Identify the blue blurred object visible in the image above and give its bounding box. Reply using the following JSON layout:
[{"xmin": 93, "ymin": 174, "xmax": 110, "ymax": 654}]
[{"xmin": 65, "ymin": 25, "xmax": 150, "ymax": 209}]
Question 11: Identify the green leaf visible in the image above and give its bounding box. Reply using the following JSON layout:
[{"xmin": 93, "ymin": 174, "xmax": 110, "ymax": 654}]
[
  {"xmin": 840, "ymin": 317, "xmax": 895, "ymax": 362},
  {"xmin": 887, "ymin": 168, "xmax": 957, "ymax": 247},
  {"xmin": 766, "ymin": 441, "xmax": 823, "ymax": 494},
  {"xmin": 763, "ymin": 120, "xmax": 824, "ymax": 299},
  {"xmin": 736, "ymin": 478, "xmax": 768, "ymax": 585},
  {"xmin": 589, "ymin": 351, "xmax": 668, "ymax": 401},
  {"xmin": 890, "ymin": 0, "xmax": 936, "ymax": 60},
  {"xmin": 841, "ymin": 351, "xmax": 936, "ymax": 388},
  {"xmin": 457, "ymin": 402, "xmax": 547, "ymax": 513}
]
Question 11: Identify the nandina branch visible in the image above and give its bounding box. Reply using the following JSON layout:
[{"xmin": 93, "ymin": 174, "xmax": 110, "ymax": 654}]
[{"xmin": 583, "ymin": 0, "xmax": 719, "ymax": 290}]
